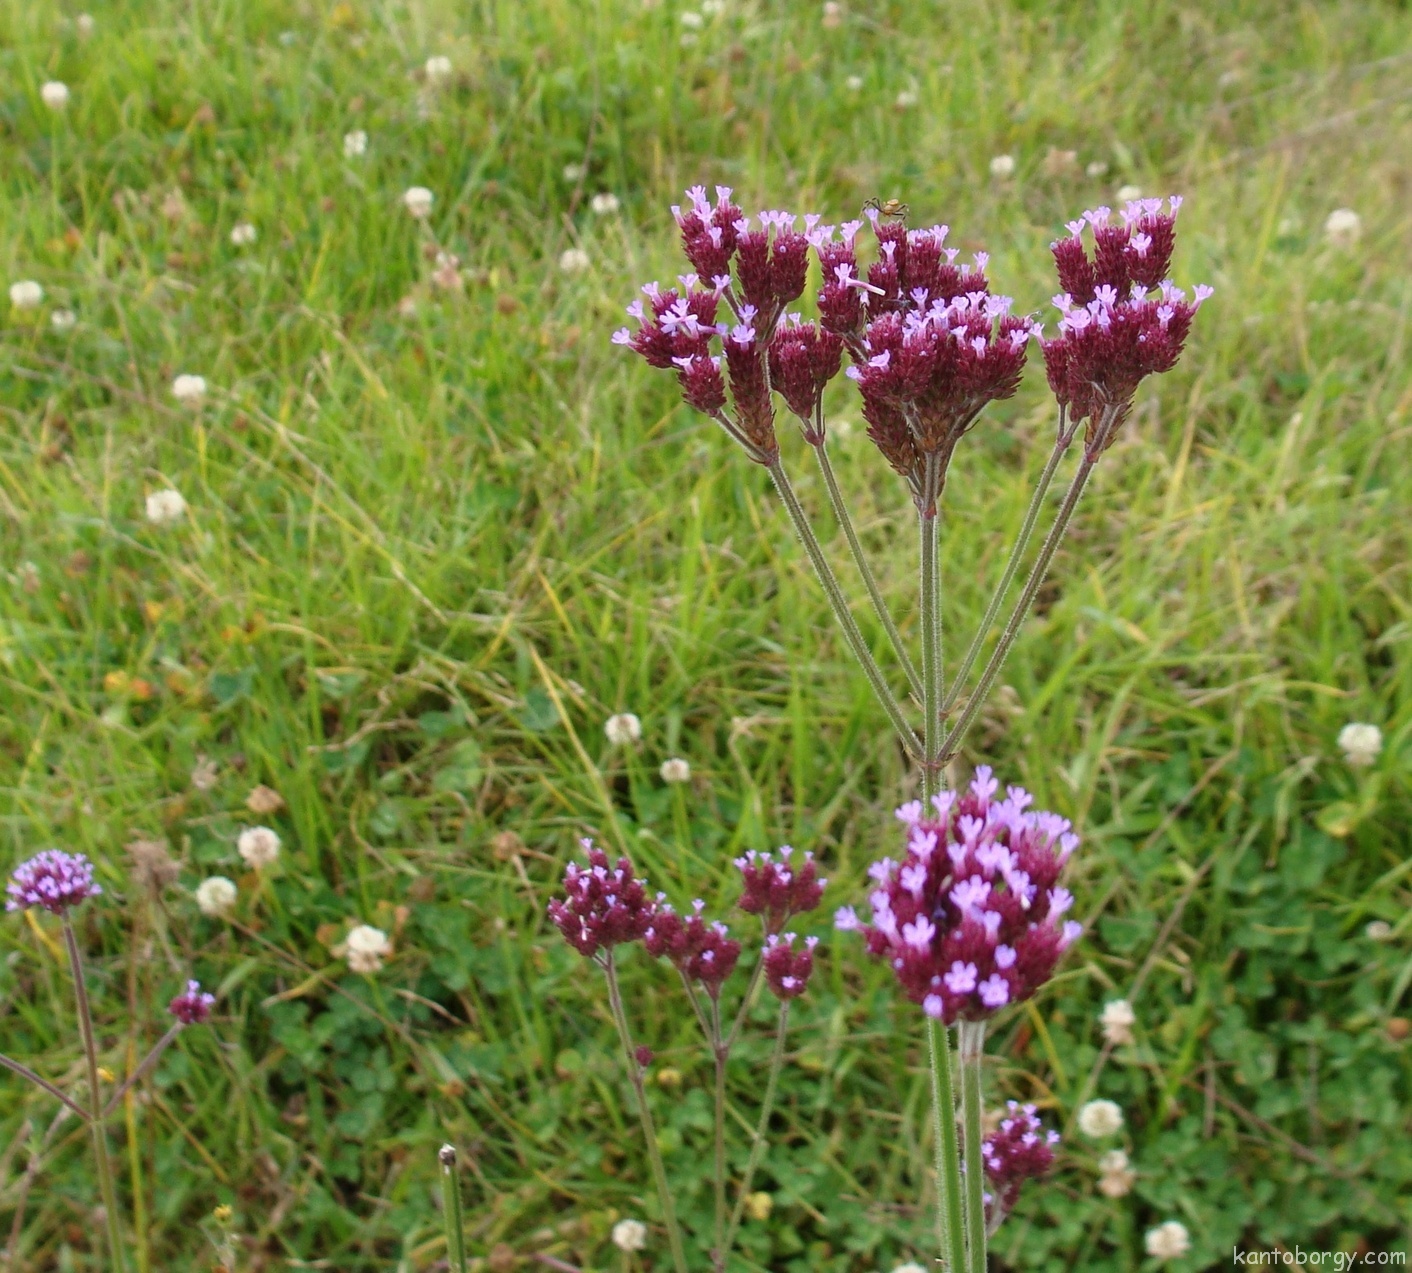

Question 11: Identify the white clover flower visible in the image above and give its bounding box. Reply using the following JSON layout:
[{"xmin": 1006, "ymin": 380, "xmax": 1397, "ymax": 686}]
[
  {"xmin": 1367, "ymin": 919, "xmax": 1393, "ymax": 940},
  {"xmin": 190, "ymin": 756, "xmax": 219, "ymax": 792},
  {"xmin": 345, "ymin": 923, "xmax": 392, "ymax": 973},
  {"xmin": 590, "ymin": 192, "xmax": 620, "ymax": 215},
  {"xmin": 1145, "ymin": 1221, "xmax": 1191, "ymax": 1261},
  {"xmin": 403, "ymin": 186, "xmax": 434, "ymax": 219},
  {"xmin": 171, "ymin": 373, "xmax": 207, "ymax": 405},
  {"xmin": 1100, "ymin": 998, "xmax": 1136, "ymax": 1046},
  {"xmin": 1085, "ymin": 159, "xmax": 1109, "ymax": 177},
  {"xmin": 424, "ymin": 54, "xmax": 453, "ymax": 83},
  {"xmin": 1097, "ymin": 1148, "xmax": 1135, "ymax": 1197},
  {"xmin": 229, "ymin": 222, "xmax": 258, "ymax": 246},
  {"xmin": 562, "ymin": 162, "xmax": 586, "ymax": 182},
  {"xmin": 76, "ymin": 13, "xmax": 96, "ymax": 36},
  {"xmin": 237, "ymin": 825, "xmax": 281, "ymax": 870},
  {"xmin": 845, "ymin": 75, "xmax": 864, "ymax": 91},
  {"xmin": 604, "ymin": 712, "xmax": 642, "ymax": 746},
  {"xmin": 1338, "ymin": 721, "xmax": 1382, "ymax": 767},
  {"xmin": 660, "ymin": 757, "xmax": 691, "ymax": 784},
  {"xmin": 989, "ymin": 154, "xmax": 1017, "ymax": 179},
  {"xmin": 822, "ymin": 1, "xmax": 843, "ymax": 28},
  {"xmin": 9, "ymin": 280, "xmax": 44, "ymax": 309},
  {"xmin": 612, "ymin": 1219, "xmax": 647, "ymax": 1251},
  {"xmin": 41, "ymin": 81, "xmax": 70, "ymax": 111},
  {"xmin": 559, "ymin": 246, "xmax": 590, "ymax": 273},
  {"xmin": 895, "ymin": 89, "xmax": 919, "ymax": 109},
  {"xmin": 1116, "ymin": 183, "xmax": 1143, "ymax": 202},
  {"xmin": 195, "ymin": 875, "xmax": 238, "ymax": 916},
  {"xmin": 145, "ymin": 488, "xmax": 187, "ymax": 525},
  {"xmin": 1077, "ymin": 1098, "xmax": 1124, "ymax": 1138},
  {"xmin": 343, "ymin": 129, "xmax": 368, "ymax": 158},
  {"xmin": 680, "ymin": 9, "xmax": 704, "ymax": 27},
  {"xmin": 51, "ymin": 309, "xmax": 76, "ymax": 331},
  {"xmin": 1323, "ymin": 207, "xmax": 1361, "ymax": 248}
]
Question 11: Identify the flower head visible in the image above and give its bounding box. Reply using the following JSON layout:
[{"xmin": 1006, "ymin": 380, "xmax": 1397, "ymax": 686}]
[
  {"xmin": 549, "ymin": 840, "xmax": 659, "ymax": 959},
  {"xmin": 9, "ymin": 280, "xmax": 43, "ymax": 309},
  {"xmin": 1145, "ymin": 1221, "xmax": 1191, "ymax": 1261},
  {"xmin": 660, "ymin": 757, "xmax": 691, "ymax": 783},
  {"xmin": 402, "ymin": 186, "xmax": 434, "ymax": 218},
  {"xmin": 51, "ymin": 309, "xmax": 76, "ymax": 330},
  {"xmin": 169, "ymin": 979, "xmax": 215, "ymax": 1024},
  {"xmin": 424, "ymin": 54, "xmax": 453, "ymax": 83},
  {"xmin": 762, "ymin": 932, "xmax": 818, "ymax": 1000},
  {"xmin": 230, "ymin": 222, "xmax": 257, "ymax": 246},
  {"xmin": 41, "ymin": 81, "xmax": 70, "ymax": 111},
  {"xmin": 7, "ymin": 850, "xmax": 101, "ymax": 913},
  {"xmin": 76, "ymin": 13, "xmax": 95, "ymax": 36},
  {"xmin": 237, "ymin": 826, "xmax": 281, "ymax": 870},
  {"xmin": 195, "ymin": 876, "xmax": 238, "ymax": 916},
  {"xmin": 983, "ymin": 1101, "xmax": 1058, "ymax": 1227},
  {"xmin": 989, "ymin": 154, "xmax": 1016, "ymax": 179},
  {"xmin": 171, "ymin": 374, "xmax": 207, "ymax": 405},
  {"xmin": 1323, "ymin": 207, "xmax": 1361, "ymax": 248},
  {"xmin": 836, "ymin": 769, "xmax": 1081, "ymax": 1022},
  {"xmin": 246, "ymin": 784, "xmax": 286, "ymax": 815},
  {"xmin": 145, "ymin": 488, "xmax": 187, "ymax": 525},
  {"xmin": 343, "ymin": 129, "xmax": 368, "ymax": 158},
  {"xmin": 1042, "ymin": 196, "xmax": 1208, "ymax": 453},
  {"xmin": 734, "ymin": 845, "xmax": 826, "ymax": 931},
  {"xmin": 1100, "ymin": 997, "xmax": 1136, "ymax": 1045},
  {"xmin": 612, "ymin": 1219, "xmax": 647, "ymax": 1252},
  {"xmin": 644, "ymin": 901, "xmax": 741, "ymax": 996},
  {"xmin": 590, "ymin": 192, "xmax": 620, "ymax": 215},
  {"xmin": 1338, "ymin": 721, "xmax": 1382, "ymax": 767},
  {"xmin": 1097, "ymin": 1148, "xmax": 1135, "ymax": 1197},
  {"xmin": 345, "ymin": 924, "xmax": 392, "ymax": 973},
  {"xmin": 1077, "ymin": 1098, "xmax": 1123, "ymax": 1138},
  {"xmin": 559, "ymin": 247, "xmax": 591, "ymax": 273},
  {"xmin": 605, "ymin": 712, "xmax": 642, "ymax": 746}
]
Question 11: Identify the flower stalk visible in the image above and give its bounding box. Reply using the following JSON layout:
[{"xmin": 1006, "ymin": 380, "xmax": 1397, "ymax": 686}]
[
  {"xmin": 722, "ymin": 1000, "xmax": 790, "ymax": 1256},
  {"xmin": 928, "ymin": 1019, "xmax": 967, "ymax": 1273},
  {"xmin": 438, "ymin": 1145, "xmax": 469, "ymax": 1273},
  {"xmin": 959, "ymin": 1019, "xmax": 988, "ymax": 1273}
]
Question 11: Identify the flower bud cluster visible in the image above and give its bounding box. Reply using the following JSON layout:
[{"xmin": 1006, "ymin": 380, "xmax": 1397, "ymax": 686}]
[
  {"xmin": 811, "ymin": 212, "xmax": 1034, "ymax": 512},
  {"xmin": 1042, "ymin": 199, "xmax": 1212, "ymax": 452},
  {"xmin": 168, "ymin": 979, "xmax": 216, "ymax": 1025},
  {"xmin": 835, "ymin": 767, "xmax": 1081, "ymax": 1023},
  {"xmin": 6, "ymin": 850, "xmax": 102, "ymax": 914},
  {"xmin": 546, "ymin": 840, "xmax": 658, "ymax": 958},
  {"xmin": 733, "ymin": 845, "xmax": 826, "ymax": 932},
  {"xmin": 762, "ymin": 932, "xmax": 818, "ymax": 1000},
  {"xmin": 983, "ymin": 1101, "xmax": 1058, "ymax": 1223},
  {"xmin": 644, "ymin": 900, "xmax": 742, "ymax": 997}
]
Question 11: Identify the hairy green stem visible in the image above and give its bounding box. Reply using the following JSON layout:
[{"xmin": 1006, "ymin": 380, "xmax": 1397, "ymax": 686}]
[
  {"xmin": 722, "ymin": 1001, "xmax": 790, "ymax": 1257},
  {"xmin": 942, "ymin": 423, "xmax": 1069, "ymax": 715},
  {"xmin": 603, "ymin": 953, "xmax": 689, "ymax": 1273},
  {"xmin": 958, "ymin": 1020, "xmax": 988, "ymax": 1273},
  {"xmin": 438, "ymin": 1145, "xmax": 469, "ymax": 1273},
  {"xmin": 767, "ymin": 459, "xmax": 922, "ymax": 758},
  {"xmin": 711, "ymin": 999, "xmax": 726, "ymax": 1273},
  {"xmin": 814, "ymin": 442, "xmax": 922, "ymax": 700},
  {"xmin": 62, "ymin": 917, "xmax": 128, "ymax": 1273},
  {"xmin": 928, "ymin": 1019, "xmax": 966, "ymax": 1273},
  {"xmin": 937, "ymin": 410, "xmax": 1113, "ymax": 765},
  {"xmin": 919, "ymin": 500, "xmax": 942, "ymax": 799}
]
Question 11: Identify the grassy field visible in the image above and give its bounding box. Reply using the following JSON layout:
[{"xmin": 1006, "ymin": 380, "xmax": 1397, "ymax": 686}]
[{"xmin": 2, "ymin": 0, "xmax": 1411, "ymax": 1269}]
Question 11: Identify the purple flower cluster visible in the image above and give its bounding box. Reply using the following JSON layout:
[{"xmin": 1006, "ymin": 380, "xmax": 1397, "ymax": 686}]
[
  {"xmin": 546, "ymin": 840, "xmax": 658, "ymax": 958},
  {"xmin": 762, "ymin": 933, "xmax": 817, "ymax": 1000},
  {"xmin": 734, "ymin": 846, "xmax": 826, "ymax": 932},
  {"xmin": 1042, "ymin": 199, "xmax": 1212, "ymax": 452},
  {"xmin": 549, "ymin": 837, "xmax": 827, "ymax": 1001},
  {"xmin": 6, "ymin": 850, "xmax": 102, "ymax": 914},
  {"xmin": 644, "ymin": 900, "xmax": 742, "ymax": 997},
  {"xmin": 168, "ymin": 979, "xmax": 216, "ymax": 1025},
  {"xmin": 983, "ymin": 1101, "xmax": 1059, "ymax": 1221},
  {"xmin": 835, "ymin": 768, "xmax": 1081, "ymax": 1023}
]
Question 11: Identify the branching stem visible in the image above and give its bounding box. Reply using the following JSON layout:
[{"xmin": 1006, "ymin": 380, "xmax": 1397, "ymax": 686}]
[
  {"xmin": 722, "ymin": 1001, "xmax": 790, "ymax": 1256},
  {"xmin": 928, "ymin": 1019, "xmax": 966, "ymax": 1273}
]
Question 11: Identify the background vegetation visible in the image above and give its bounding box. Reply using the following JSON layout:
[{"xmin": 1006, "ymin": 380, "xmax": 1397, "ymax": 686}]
[{"xmin": 1, "ymin": 0, "xmax": 1410, "ymax": 1268}]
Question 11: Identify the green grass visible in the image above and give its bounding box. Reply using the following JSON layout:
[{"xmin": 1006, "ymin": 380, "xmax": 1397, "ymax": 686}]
[{"xmin": 1, "ymin": 0, "xmax": 1410, "ymax": 1269}]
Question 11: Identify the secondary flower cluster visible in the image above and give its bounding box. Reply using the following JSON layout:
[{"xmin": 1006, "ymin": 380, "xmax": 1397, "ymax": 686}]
[
  {"xmin": 1042, "ymin": 199, "xmax": 1212, "ymax": 451},
  {"xmin": 169, "ymin": 980, "xmax": 216, "ymax": 1024},
  {"xmin": 835, "ymin": 768, "xmax": 1081, "ymax": 1022},
  {"xmin": 6, "ymin": 850, "xmax": 101, "ymax": 913},
  {"xmin": 548, "ymin": 837, "xmax": 826, "ymax": 1001},
  {"xmin": 983, "ymin": 1101, "xmax": 1059, "ymax": 1223}
]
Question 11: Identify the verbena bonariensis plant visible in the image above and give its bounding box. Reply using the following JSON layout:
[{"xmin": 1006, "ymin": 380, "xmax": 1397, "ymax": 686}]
[
  {"xmin": 579, "ymin": 189, "xmax": 1210, "ymax": 1270},
  {"xmin": 2, "ymin": 850, "xmax": 216, "ymax": 1272}
]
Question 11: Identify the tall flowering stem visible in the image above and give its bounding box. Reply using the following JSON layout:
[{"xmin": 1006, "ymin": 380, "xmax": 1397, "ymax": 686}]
[
  {"xmin": 958, "ymin": 1019, "xmax": 988, "ymax": 1273},
  {"xmin": 926, "ymin": 1018, "xmax": 966, "ymax": 1272},
  {"xmin": 438, "ymin": 1145, "xmax": 469, "ymax": 1273},
  {"xmin": 722, "ymin": 999, "xmax": 790, "ymax": 1256}
]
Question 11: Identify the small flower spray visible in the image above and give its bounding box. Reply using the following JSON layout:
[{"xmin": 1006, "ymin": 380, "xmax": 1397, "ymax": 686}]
[{"xmin": 607, "ymin": 186, "xmax": 1209, "ymax": 1268}]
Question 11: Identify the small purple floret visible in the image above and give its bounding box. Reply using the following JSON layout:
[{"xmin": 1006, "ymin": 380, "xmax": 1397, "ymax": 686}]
[
  {"xmin": 6, "ymin": 850, "xmax": 101, "ymax": 914},
  {"xmin": 168, "ymin": 979, "xmax": 216, "ymax": 1025}
]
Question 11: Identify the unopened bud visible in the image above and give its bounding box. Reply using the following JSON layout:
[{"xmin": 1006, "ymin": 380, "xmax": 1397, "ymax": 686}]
[{"xmin": 438, "ymin": 1144, "xmax": 457, "ymax": 1169}]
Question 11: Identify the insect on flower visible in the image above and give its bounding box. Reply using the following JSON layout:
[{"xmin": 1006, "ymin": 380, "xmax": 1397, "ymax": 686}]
[{"xmin": 863, "ymin": 196, "xmax": 909, "ymax": 220}]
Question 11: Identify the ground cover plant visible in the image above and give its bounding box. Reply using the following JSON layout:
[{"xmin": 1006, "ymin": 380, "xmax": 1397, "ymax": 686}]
[{"xmin": 0, "ymin": 0, "xmax": 1410, "ymax": 1269}]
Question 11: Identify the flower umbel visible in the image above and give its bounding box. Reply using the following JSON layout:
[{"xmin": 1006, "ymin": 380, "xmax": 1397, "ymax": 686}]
[
  {"xmin": 548, "ymin": 840, "xmax": 658, "ymax": 959},
  {"xmin": 835, "ymin": 768, "xmax": 1081, "ymax": 1022},
  {"xmin": 7, "ymin": 850, "xmax": 101, "ymax": 913},
  {"xmin": 734, "ymin": 845, "xmax": 826, "ymax": 932},
  {"xmin": 983, "ymin": 1101, "xmax": 1058, "ymax": 1228},
  {"xmin": 168, "ymin": 979, "xmax": 216, "ymax": 1024},
  {"xmin": 644, "ymin": 900, "xmax": 742, "ymax": 997}
]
